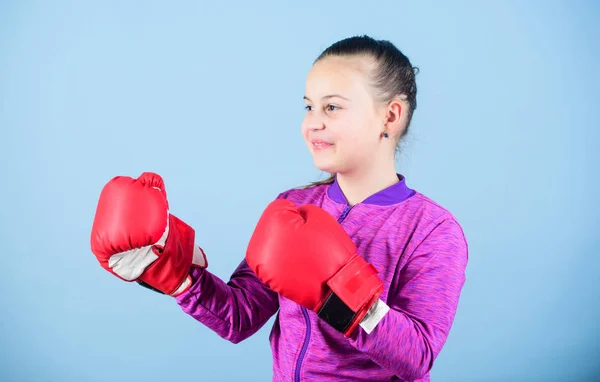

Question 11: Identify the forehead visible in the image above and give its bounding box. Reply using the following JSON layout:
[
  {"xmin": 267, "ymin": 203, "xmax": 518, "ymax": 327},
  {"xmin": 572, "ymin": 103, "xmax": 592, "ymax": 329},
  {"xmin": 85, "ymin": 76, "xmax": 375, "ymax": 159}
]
[{"xmin": 305, "ymin": 56, "xmax": 374, "ymax": 99}]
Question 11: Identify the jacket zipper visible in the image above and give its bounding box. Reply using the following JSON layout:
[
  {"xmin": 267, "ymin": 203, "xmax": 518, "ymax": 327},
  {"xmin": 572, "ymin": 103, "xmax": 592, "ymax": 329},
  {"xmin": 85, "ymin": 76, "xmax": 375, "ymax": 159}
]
[
  {"xmin": 295, "ymin": 308, "xmax": 311, "ymax": 382},
  {"xmin": 337, "ymin": 205, "xmax": 352, "ymax": 223},
  {"xmin": 293, "ymin": 204, "xmax": 353, "ymax": 381}
]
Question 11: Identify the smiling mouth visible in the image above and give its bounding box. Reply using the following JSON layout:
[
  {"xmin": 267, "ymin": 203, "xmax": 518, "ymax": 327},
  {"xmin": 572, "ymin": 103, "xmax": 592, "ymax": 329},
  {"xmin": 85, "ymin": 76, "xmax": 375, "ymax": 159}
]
[{"xmin": 312, "ymin": 140, "xmax": 333, "ymax": 150}]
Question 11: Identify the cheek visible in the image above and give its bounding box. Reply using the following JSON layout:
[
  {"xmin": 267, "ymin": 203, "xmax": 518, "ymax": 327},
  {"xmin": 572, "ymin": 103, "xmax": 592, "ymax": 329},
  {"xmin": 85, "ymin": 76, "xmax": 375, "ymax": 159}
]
[
  {"xmin": 339, "ymin": 120, "xmax": 380, "ymax": 156},
  {"xmin": 336, "ymin": 117, "xmax": 372, "ymax": 145},
  {"xmin": 300, "ymin": 119, "xmax": 309, "ymax": 141}
]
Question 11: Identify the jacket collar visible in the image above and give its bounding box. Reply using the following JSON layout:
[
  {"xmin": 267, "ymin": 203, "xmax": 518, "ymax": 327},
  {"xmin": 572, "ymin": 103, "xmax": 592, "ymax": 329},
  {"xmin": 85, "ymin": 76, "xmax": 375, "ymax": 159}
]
[{"xmin": 327, "ymin": 173, "xmax": 415, "ymax": 206}]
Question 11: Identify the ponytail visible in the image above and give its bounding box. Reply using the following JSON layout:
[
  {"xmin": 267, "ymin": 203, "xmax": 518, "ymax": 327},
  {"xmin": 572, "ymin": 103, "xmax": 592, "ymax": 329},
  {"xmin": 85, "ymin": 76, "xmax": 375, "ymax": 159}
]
[{"xmin": 300, "ymin": 173, "xmax": 336, "ymax": 189}]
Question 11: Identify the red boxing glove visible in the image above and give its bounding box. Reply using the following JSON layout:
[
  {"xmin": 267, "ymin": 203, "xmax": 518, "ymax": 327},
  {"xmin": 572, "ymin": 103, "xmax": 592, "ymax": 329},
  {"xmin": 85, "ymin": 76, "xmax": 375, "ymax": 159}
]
[
  {"xmin": 246, "ymin": 199, "xmax": 390, "ymax": 337},
  {"xmin": 90, "ymin": 172, "xmax": 207, "ymax": 296}
]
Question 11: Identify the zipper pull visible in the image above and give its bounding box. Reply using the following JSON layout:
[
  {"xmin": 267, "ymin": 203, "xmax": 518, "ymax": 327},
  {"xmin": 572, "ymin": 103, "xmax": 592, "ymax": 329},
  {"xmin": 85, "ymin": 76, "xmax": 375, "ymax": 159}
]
[{"xmin": 338, "ymin": 205, "xmax": 352, "ymax": 223}]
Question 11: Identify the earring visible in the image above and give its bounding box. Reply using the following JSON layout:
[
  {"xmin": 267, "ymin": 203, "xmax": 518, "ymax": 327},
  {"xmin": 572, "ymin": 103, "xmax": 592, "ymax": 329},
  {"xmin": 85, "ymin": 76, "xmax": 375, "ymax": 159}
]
[{"xmin": 383, "ymin": 131, "xmax": 389, "ymax": 138}]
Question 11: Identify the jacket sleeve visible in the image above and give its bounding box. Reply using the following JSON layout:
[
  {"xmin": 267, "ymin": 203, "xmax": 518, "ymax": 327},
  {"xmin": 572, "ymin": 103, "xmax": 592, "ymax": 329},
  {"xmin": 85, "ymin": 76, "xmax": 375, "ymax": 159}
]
[
  {"xmin": 347, "ymin": 217, "xmax": 469, "ymax": 380},
  {"xmin": 175, "ymin": 257, "xmax": 280, "ymax": 344}
]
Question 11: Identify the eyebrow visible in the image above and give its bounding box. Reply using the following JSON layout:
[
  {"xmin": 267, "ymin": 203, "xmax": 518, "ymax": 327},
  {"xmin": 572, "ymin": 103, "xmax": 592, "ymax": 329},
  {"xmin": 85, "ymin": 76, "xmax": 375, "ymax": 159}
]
[{"xmin": 303, "ymin": 94, "xmax": 351, "ymax": 102}]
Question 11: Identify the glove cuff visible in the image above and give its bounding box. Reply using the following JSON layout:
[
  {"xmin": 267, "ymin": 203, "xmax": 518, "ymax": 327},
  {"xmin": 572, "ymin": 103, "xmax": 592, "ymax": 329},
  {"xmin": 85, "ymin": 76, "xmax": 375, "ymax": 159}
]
[
  {"xmin": 170, "ymin": 274, "xmax": 193, "ymax": 296},
  {"xmin": 192, "ymin": 245, "xmax": 208, "ymax": 268},
  {"xmin": 139, "ymin": 214, "xmax": 199, "ymax": 295},
  {"xmin": 138, "ymin": 274, "xmax": 193, "ymax": 297},
  {"xmin": 316, "ymin": 291, "xmax": 358, "ymax": 334},
  {"xmin": 317, "ymin": 255, "xmax": 385, "ymax": 336}
]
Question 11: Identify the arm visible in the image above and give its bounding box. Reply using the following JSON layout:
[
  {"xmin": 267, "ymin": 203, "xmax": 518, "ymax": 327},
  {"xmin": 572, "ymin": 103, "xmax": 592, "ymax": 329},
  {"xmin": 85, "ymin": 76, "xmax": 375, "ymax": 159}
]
[
  {"xmin": 175, "ymin": 258, "xmax": 279, "ymax": 344},
  {"xmin": 348, "ymin": 218, "xmax": 469, "ymax": 380},
  {"xmin": 175, "ymin": 193, "xmax": 294, "ymax": 343}
]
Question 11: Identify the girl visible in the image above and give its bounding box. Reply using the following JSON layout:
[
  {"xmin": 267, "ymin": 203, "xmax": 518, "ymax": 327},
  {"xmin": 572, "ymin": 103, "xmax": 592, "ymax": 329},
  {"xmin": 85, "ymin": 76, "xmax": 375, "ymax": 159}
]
[
  {"xmin": 176, "ymin": 35, "xmax": 469, "ymax": 381},
  {"xmin": 90, "ymin": 34, "xmax": 468, "ymax": 382}
]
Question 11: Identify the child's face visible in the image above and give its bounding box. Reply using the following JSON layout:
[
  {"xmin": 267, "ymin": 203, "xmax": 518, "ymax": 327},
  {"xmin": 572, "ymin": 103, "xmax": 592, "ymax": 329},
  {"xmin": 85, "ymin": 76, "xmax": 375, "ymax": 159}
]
[{"xmin": 302, "ymin": 56, "xmax": 384, "ymax": 175}]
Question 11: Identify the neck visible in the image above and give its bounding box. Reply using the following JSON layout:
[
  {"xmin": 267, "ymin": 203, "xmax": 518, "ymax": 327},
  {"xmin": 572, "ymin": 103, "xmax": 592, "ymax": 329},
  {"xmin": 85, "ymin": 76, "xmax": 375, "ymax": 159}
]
[{"xmin": 336, "ymin": 162, "xmax": 399, "ymax": 206}]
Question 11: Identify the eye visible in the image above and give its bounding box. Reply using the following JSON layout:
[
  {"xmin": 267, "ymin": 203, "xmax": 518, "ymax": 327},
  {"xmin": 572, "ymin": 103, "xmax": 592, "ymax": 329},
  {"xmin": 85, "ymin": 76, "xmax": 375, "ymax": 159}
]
[
  {"xmin": 304, "ymin": 105, "xmax": 313, "ymax": 111},
  {"xmin": 327, "ymin": 104, "xmax": 339, "ymax": 111}
]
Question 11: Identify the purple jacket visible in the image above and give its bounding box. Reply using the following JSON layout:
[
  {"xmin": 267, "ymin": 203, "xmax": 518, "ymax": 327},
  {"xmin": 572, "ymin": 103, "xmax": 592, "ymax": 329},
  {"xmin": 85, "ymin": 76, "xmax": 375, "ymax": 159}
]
[{"xmin": 176, "ymin": 175, "xmax": 468, "ymax": 381}]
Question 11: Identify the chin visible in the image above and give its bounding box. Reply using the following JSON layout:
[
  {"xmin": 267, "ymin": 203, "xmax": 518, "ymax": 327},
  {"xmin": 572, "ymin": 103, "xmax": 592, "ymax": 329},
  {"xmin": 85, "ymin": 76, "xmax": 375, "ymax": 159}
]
[{"xmin": 312, "ymin": 157, "xmax": 340, "ymax": 174}]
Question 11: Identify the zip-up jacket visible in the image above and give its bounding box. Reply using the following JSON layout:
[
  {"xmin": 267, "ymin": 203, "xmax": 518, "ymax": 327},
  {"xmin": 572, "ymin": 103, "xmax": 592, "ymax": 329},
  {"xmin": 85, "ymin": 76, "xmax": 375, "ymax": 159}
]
[{"xmin": 176, "ymin": 175, "xmax": 469, "ymax": 381}]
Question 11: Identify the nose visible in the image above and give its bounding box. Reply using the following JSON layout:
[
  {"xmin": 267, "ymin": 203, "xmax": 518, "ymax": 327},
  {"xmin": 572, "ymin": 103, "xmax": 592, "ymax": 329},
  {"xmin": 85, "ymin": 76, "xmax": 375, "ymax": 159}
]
[{"xmin": 303, "ymin": 113, "xmax": 326, "ymax": 131}]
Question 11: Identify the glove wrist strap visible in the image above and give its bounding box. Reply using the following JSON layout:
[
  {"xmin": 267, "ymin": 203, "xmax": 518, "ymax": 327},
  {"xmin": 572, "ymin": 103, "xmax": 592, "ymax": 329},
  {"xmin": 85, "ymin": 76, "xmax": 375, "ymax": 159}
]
[
  {"xmin": 317, "ymin": 292, "xmax": 390, "ymax": 336},
  {"xmin": 317, "ymin": 292, "xmax": 357, "ymax": 334}
]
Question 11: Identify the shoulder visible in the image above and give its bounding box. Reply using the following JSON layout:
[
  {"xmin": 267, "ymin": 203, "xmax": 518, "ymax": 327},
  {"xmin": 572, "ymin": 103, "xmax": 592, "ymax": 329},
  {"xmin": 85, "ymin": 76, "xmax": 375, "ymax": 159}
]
[
  {"xmin": 401, "ymin": 191, "xmax": 463, "ymax": 228},
  {"xmin": 401, "ymin": 191, "xmax": 469, "ymax": 259},
  {"xmin": 377, "ymin": 187, "xmax": 467, "ymax": 249}
]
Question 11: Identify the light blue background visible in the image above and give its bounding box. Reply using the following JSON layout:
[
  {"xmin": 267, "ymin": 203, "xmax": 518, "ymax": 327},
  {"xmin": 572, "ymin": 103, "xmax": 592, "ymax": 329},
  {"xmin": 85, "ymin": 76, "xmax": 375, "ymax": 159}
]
[{"xmin": 1, "ymin": 1, "xmax": 598, "ymax": 381}]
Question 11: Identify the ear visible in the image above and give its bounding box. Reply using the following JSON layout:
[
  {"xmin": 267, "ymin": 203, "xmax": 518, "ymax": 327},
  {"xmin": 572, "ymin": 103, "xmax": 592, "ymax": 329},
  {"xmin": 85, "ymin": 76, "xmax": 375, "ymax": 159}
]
[{"xmin": 383, "ymin": 97, "xmax": 409, "ymax": 138}]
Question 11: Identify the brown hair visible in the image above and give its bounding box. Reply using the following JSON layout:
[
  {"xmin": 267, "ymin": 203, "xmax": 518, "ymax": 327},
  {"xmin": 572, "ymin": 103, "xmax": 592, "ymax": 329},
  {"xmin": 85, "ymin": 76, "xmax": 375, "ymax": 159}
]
[{"xmin": 301, "ymin": 35, "xmax": 418, "ymax": 189}]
